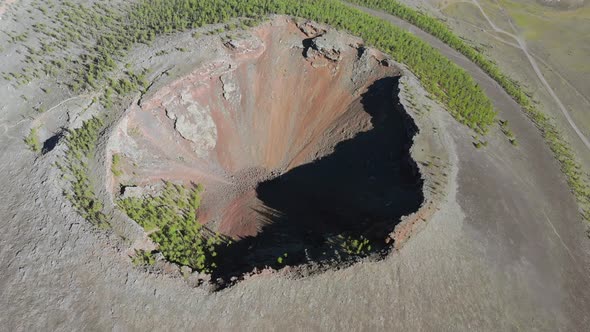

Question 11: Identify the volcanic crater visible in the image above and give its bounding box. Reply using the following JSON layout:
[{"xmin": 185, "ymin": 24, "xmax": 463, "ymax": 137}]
[{"xmin": 109, "ymin": 18, "xmax": 425, "ymax": 279}]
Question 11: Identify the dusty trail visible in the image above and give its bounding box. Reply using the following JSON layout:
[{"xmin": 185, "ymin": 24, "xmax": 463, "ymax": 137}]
[
  {"xmin": 437, "ymin": 9, "xmax": 590, "ymax": 112},
  {"xmin": 470, "ymin": 0, "xmax": 590, "ymax": 150}
]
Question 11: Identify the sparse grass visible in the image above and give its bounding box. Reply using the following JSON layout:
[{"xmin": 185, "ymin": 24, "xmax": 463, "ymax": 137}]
[
  {"xmin": 8, "ymin": 31, "xmax": 28, "ymax": 43},
  {"xmin": 276, "ymin": 252, "xmax": 288, "ymax": 265},
  {"xmin": 499, "ymin": 119, "xmax": 517, "ymax": 145},
  {"xmin": 473, "ymin": 140, "xmax": 487, "ymax": 149},
  {"xmin": 498, "ymin": 0, "xmax": 590, "ymax": 42},
  {"xmin": 132, "ymin": 249, "xmax": 156, "ymax": 266},
  {"xmin": 442, "ymin": 1, "xmax": 492, "ymax": 29},
  {"xmin": 128, "ymin": 126, "xmax": 141, "ymax": 137},
  {"xmin": 111, "ymin": 153, "xmax": 123, "ymax": 176},
  {"xmin": 56, "ymin": 117, "xmax": 109, "ymax": 228},
  {"xmin": 329, "ymin": 234, "xmax": 373, "ymax": 256},
  {"xmin": 24, "ymin": 127, "xmax": 41, "ymax": 153}
]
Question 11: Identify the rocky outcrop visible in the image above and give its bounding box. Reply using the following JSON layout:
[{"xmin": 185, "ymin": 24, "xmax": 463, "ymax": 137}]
[
  {"xmin": 173, "ymin": 102, "xmax": 217, "ymax": 157},
  {"xmin": 304, "ymin": 29, "xmax": 346, "ymax": 65},
  {"xmin": 297, "ymin": 20, "xmax": 326, "ymax": 37},
  {"xmin": 220, "ymin": 72, "xmax": 240, "ymax": 104}
]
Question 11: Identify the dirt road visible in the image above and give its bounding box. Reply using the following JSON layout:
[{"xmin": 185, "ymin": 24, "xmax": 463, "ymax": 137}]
[{"xmin": 470, "ymin": 0, "xmax": 590, "ymax": 151}]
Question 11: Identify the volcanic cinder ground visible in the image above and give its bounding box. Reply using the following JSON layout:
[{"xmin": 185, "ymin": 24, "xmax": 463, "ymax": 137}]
[{"xmin": 0, "ymin": 6, "xmax": 589, "ymax": 331}]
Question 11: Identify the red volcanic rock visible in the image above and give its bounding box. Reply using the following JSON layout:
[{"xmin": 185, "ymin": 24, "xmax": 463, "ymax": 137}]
[{"xmin": 110, "ymin": 17, "xmax": 404, "ymax": 239}]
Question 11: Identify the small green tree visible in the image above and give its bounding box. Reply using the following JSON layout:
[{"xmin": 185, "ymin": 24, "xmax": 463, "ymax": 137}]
[
  {"xmin": 119, "ymin": 183, "xmax": 226, "ymax": 274},
  {"xmin": 132, "ymin": 249, "xmax": 156, "ymax": 266},
  {"xmin": 111, "ymin": 153, "xmax": 123, "ymax": 176},
  {"xmin": 24, "ymin": 128, "xmax": 41, "ymax": 153}
]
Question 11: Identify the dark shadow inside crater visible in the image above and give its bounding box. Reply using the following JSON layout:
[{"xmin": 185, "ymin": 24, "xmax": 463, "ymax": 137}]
[
  {"xmin": 301, "ymin": 37, "xmax": 314, "ymax": 57},
  {"xmin": 213, "ymin": 77, "xmax": 423, "ymax": 284},
  {"xmin": 42, "ymin": 130, "xmax": 64, "ymax": 154}
]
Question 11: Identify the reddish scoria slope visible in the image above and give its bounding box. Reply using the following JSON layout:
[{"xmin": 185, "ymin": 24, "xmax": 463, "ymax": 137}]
[{"xmin": 110, "ymin": 18, "xmax": 402, "ymax": 238}]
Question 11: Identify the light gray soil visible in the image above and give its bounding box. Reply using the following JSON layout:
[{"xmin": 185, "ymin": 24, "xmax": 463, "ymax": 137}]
[{"xmin": 0, "ymin": 3, "xmax": 589, "ymax": 332}]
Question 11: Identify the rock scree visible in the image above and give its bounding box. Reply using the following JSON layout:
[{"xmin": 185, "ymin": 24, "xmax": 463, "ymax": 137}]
[{"xmin": 109, "ymin": 18, "xmax": 424, "ymax": 282}]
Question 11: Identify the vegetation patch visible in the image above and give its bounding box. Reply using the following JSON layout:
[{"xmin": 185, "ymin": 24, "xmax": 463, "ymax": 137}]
[
  {"xmin": 55, "ymin": 117, "xmax": 109, "ymax": 228},
  {"xmin": 132, "ymin": 249, "xmax": 156, "ymax": 267},
  {"xmin": 118, "ymin": 182, "xmax": 228, "ymax": 274},
  {"xmin": 110, "ymin": 153, "xmax": 122, "ymax": 177},
  {"xmin": 24, "ymin": 127, "xmax": 41, "ymax": 153},
  {"xmin": 473, "ymin": 139, "xmax": 488, "ymax": 149},
  {"xmin": 499, "ymin": 119, "xmax": 518, "ymax": 145},
  {"xmin": 328, "ymin": 235, "xmax": 373, "ymax": 256}
]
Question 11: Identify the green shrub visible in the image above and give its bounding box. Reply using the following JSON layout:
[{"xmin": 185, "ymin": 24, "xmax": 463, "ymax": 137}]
[
  {"xmin": 132, "ymin": 249, "xmax": 156, "ymax": 266},
  {"xmin": 58, "ymin": 117, "xmax": 110, "ymax": 228},
  {"xmin": 473, "ymin": 139, "xmax": 488, "ymax": 149},
  {"xmin": 277, "ymin": 253, "xmax": 288, "ymax": 265},
  {"xmin": 499, "ymin": 119, "xmax": 517, "ymax": 144},
  {"xmin": 111, "ymin": 153, "xmax": 123, "ymax": 176},
  {"xmin": 24, "ymin": 128, "xmax": 41, "ymax": 153},
  {"xmin": 329, "ymin": 234, "xmax": 373, "ymax": 256}
]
